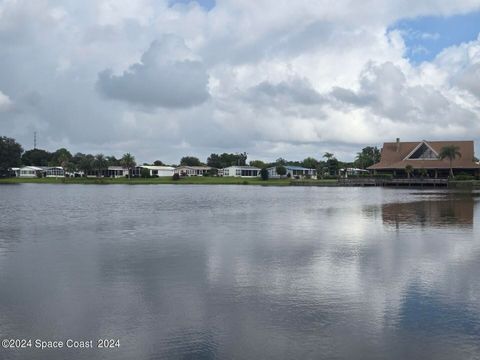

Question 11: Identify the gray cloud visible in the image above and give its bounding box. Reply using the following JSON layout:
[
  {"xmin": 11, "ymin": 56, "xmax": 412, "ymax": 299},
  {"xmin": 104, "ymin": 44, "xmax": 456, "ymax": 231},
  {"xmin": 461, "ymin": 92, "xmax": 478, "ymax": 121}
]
[
  {"xmin": 244, "ymin": 78, "xmax": 325, "ymax": 107},
  {"xmin": 455, "ymin": 63, "xmax": 480, "ymax": 99},
  {"xmin": 96, "ymin": 38, "xmax": 210, "ymax": 108},
  {"xmin": 330, "ymin": 62, "xmax": 463, "ymax": 124}
]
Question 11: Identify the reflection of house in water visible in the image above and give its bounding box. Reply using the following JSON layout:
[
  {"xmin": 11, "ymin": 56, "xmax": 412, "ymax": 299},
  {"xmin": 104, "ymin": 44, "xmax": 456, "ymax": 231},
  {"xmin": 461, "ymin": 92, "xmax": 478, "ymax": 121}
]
[{"xmin": 382, "ymin": 197, "xmax": 474, "ymax": 228}]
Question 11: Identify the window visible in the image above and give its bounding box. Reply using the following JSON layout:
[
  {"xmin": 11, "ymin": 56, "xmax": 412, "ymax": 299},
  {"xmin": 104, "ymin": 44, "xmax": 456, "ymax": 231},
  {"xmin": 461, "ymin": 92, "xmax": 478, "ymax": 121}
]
[{"xmin": 407, "ymin": 143, "xmax": 438, "ymax": 160}]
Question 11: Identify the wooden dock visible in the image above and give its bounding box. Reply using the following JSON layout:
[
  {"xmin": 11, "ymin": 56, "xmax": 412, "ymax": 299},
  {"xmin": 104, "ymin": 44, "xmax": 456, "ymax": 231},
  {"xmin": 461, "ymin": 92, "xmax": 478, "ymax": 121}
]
[{"xmin": 338, "ymin": 178, "xmax": 449, "ymax": 187}]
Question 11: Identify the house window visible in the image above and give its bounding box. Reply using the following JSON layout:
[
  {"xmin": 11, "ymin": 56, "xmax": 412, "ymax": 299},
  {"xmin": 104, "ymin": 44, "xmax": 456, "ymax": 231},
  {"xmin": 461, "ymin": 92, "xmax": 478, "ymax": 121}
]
[{"xmin": 408, "ymin": 143, "xmax": 438, "ymax": 160}]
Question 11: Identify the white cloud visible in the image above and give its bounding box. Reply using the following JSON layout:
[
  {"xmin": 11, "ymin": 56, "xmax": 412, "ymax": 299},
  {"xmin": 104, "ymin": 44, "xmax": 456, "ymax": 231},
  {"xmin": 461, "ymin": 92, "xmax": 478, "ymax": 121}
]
[
  {"xmin": 0, "ymin": 0, "xmax": 480, "ymax": 162},
  {"xmin": 0, "ymin": 90, "xmax": 12, "ymax": 111}
]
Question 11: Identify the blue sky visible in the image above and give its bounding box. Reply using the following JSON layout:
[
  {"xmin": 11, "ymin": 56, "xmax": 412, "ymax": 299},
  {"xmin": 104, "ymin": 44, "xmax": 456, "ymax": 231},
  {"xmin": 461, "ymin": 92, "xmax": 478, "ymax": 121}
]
[
  {"xmin": 392, "ymin": 11, "xmax": 480, "ymax": 63},
  {"xmin": 169, "ymin": 0, "xmax": 215, "ymax": 11}
]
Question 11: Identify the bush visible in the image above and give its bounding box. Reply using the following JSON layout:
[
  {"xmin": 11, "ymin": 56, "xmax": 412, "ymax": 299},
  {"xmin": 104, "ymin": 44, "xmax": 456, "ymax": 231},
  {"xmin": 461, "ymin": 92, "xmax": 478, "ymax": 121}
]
[
  {"xmin": 140, "ymin": 168, "xmax": 151, "ymax": 178},
  {"xmin": 455, "ymin": 174, "xmax": 475, "ymax": 181},
  {"xmin": 172, "ymin": 173, "xmax": 180, "ymax": 181},
  {"xmin": 321, "ymin": 175, "xmax": 338, "ymax": 180},
  {"xmin": 260, "ymin": 168, "xmax": 269, "ymax": 180}
]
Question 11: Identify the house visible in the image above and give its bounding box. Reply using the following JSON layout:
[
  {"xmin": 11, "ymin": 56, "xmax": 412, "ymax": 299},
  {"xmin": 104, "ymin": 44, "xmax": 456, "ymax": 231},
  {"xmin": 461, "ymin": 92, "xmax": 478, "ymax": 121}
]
[
  {"xmin": 222, "ymin": 166, "xmax": 260, "ymax": 177},
  {"xmin": 16, "ymin": 166, "xmax": 65, "ymax": 178},
  {"xmin": 106, "ymin": 166, "xmax": 129, "ymax": 178},
  {"xmin": 132, "ymin": 165, "xmax": 175, "ymax": 177},
  {"xmin": 175, "ymin": 166, "xmax": 212, "ymax": 176},
  {"xmin": 44, "ymin": 167, "xmax": 65, "ymax": 177},
  {"xmin": 267, "ymin": 165, "xmax": 316, "ymax": 178},
  {"xmin": 17, "ymin": 166, "xmax": 43, "ymax": 177},
  {"xmin": 368, "ymin": 139, "xmax": 480, "ymax": 178},
  {"xmin": 339, "ymin": 168, "xmax": 369, "ymax": 177}
]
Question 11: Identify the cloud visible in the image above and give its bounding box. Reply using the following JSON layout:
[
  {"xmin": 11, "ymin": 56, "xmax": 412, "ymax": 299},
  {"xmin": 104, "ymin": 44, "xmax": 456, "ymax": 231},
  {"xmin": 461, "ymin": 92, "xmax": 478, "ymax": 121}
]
[
  {"xmin": 0, "ymin": 0, "xmax": 480, "ymax": 163},
  {"xmin": 244, "ymin": 78, "xmax": 325, "ymax": 107},
  {"xmin": 0, "ymin": 91, "xmax": 13, "ymax": 111},
  {"xmin": 96, "ymin": 36, "xmax": 210, "ymax": 108}
]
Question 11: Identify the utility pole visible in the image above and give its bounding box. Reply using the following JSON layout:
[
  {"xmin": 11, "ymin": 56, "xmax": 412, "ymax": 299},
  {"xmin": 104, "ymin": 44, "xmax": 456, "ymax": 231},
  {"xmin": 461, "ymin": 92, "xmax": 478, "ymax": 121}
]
[{"xmin": 34, "ymin": 131, "xmax": 37, "ymax": 149}]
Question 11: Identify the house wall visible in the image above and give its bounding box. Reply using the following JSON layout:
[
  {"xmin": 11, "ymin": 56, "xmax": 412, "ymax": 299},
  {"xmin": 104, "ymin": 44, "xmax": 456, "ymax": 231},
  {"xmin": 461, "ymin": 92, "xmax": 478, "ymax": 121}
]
[{"xmin": 223, "ymin": 167, "xmax": 259, "ymax": 177}]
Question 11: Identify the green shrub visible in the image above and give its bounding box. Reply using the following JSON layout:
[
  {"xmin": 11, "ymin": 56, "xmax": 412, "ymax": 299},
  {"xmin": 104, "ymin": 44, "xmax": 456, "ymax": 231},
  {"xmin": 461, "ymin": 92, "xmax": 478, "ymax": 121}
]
[
  {"xmin": 172, "ymin": 173, "xmax": 180, "ymax": 181},
  {"xmin": 260, "ymin": 168, "xmax": 269, "ymax": 180},
  {"xmin": 455, "ymin": 174, "xmax": 475, "ymax": 181}
]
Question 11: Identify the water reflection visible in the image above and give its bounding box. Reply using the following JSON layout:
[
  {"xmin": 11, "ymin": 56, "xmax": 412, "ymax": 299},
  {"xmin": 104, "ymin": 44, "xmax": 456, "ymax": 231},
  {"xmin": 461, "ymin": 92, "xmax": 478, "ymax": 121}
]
[
  {"xmin": 381, "ymin": 196, "xmax": 474, "ymax": 228},
  {"xmin": 0, "ymin": 185, "xmax": 479, "ymax": 359}
]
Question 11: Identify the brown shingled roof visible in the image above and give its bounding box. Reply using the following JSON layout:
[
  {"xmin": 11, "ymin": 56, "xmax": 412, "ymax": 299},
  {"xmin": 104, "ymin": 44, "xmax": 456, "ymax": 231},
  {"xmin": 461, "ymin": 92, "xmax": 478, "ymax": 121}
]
[{"xmin": 368, "ymin": 140, "xmax": 480, "ymax": 170}]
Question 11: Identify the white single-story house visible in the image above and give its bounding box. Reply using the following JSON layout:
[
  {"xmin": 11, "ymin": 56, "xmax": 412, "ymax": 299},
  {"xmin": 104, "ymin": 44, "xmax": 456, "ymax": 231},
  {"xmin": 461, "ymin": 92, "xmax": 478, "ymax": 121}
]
[
  {"xmin": 267, "ymin": 165, "xmax": 316, "ymax": 179},
  {"xmin": 175, "ymin": 166, "xmax": 212, "ymax": 176},
  {"xmin": 15, "ymin": 166, "xmax": 65, "ymax": 178},
  {"xmin": 222, "ymin": 166, "xmax": 260, "ymax": 177},
  {"xmin": 339, "ymin": 168, "xmax": 370, "ymax": 177},
  {"xmin": 17, "ymin": 166, "xmax": 43, "ymax": 177},
  {"xmin": 133, "ymin": 165, "xmax": 175, "ymax": 177},
  {"xmin": 44, "ymin": 167, "xmax": 65, "ymax": 177},
  {"xmin": 10, "ymin": 167, "xmax": 21, "ymax": 177},
  {"xmin": 106, "ymin": 166, "xmax": 129, "ymax": 178}
]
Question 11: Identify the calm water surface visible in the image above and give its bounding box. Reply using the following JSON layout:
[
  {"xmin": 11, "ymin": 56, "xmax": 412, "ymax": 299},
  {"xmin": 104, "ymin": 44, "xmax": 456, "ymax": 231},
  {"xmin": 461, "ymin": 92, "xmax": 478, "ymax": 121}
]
[{"xmin": 0, "ymin": 184, "xmax": 479, "ymax": 359}]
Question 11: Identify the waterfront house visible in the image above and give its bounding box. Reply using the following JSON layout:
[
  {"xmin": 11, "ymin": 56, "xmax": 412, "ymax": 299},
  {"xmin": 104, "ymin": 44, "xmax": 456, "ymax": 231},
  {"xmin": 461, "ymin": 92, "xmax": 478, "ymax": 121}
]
[
  {"xmin": 17, "ymin": 166, "xmax": 43, "ymax": 177},
  {"xmin": 267, "ymin": 165, "xmax": 316, "ymax": 178},
  {"xmin": 132, "ymin": 165, "xmax": 175, "ymax": 177},
  {"xmin": 175, "ymin": 166, "xmax": 212, "ymax": 176},
  {"xmin": 339, "ymin": 168, "xmax": 369, "ymax": 177},
  {"xmin": 106, "ymin": 166, "xmax": 129, "ymax": 178},
  {"xmin": 222, "ymin": 166, "xmax": 260, "ymax": 177},
  {"xmin": 368, "ymin": 139, "xmax": 480, "ymax": 178},
  {"xmin": 16, "ymin": 166, "xmax": 65, "ymax": 178}
]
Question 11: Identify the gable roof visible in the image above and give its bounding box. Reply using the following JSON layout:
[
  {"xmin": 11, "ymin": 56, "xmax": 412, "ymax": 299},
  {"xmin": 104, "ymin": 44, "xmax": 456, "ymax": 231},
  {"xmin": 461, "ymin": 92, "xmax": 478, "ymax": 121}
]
[{"xmin": 368, "ymin": 140, "xmax": 480, "ymax": 170}]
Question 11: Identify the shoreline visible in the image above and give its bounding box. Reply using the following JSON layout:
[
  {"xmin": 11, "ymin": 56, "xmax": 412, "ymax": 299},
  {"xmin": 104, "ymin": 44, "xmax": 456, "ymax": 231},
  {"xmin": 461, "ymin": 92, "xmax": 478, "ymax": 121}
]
[
  {"xmin": 1, "ymin": 177, "xmax": 479, "ymax": 188},
  {"xmin": 0, "ymin": 177, "xmax": 329, "ymax": 186}
]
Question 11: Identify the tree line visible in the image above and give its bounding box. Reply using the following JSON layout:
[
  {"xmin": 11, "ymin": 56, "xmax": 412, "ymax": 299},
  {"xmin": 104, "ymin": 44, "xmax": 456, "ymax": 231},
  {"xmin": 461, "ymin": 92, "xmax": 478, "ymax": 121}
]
[{"xmin": 0, "ymin": 136, "xmax": 381, "ymax": 177}]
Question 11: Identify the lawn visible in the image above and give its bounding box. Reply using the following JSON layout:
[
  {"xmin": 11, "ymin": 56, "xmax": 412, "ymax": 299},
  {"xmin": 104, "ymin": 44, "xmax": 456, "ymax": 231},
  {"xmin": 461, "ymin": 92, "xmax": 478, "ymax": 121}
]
[{"xmin": 0, "ymin": 176, "xmax": 338, "ymax": 186}]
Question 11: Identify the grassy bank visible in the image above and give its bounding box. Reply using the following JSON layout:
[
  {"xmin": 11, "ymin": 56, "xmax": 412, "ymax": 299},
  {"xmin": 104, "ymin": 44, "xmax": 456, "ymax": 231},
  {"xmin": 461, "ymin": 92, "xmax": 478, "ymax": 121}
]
[{"xmin": 0, "ymin": 176, "xmax": 338, "ymax": 186}]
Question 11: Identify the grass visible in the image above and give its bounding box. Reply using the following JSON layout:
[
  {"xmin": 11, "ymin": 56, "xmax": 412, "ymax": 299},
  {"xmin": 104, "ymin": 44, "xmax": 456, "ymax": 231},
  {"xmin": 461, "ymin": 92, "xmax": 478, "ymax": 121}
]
[{"xmin": 0, "ymin": 176, "xmax": 338, "ymax": 186}]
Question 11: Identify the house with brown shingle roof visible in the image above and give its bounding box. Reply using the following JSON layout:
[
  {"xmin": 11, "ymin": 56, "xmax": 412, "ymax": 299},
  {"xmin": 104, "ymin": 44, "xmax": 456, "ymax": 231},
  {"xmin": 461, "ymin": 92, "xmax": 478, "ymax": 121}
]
[{"xmin": 368, "ymin": 139, "xmax": 480, "ymax": 178}]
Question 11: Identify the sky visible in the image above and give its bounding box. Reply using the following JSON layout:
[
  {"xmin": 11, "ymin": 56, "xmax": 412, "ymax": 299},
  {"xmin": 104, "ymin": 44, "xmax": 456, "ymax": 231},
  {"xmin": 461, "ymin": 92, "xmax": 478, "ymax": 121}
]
[{"xmin": 0, "ymin": 0, "xmax": 480, "ymax": 164}]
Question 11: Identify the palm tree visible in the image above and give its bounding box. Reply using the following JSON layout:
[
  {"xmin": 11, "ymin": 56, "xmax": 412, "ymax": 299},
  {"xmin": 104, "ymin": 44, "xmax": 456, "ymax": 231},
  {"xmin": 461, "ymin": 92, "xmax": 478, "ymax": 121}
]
[
  {"xmin": 323, "ymin": 152, "xmax": 334, "ymax": 160},
  {"xmin": 439, "ymin": 145, "xmax": 461, "ymax": 178},
  {"xmin": 405, "ymin": 164, "xmax": 413, "ymax": 179},
  {"xmin": 94, "ymin": 154, "xmax": 108, "ymax": 177},
  {"xmin": 121, "ymin": 153, "xmax": 136, "ymax": 179}
]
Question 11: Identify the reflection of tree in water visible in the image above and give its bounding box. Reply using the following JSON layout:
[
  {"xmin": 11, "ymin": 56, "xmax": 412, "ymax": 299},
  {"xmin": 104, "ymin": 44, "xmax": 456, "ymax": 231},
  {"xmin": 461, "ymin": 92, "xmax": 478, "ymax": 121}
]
[{"xmin": 381, "ymin": 197, "xmax": 474, "ymax": 229}]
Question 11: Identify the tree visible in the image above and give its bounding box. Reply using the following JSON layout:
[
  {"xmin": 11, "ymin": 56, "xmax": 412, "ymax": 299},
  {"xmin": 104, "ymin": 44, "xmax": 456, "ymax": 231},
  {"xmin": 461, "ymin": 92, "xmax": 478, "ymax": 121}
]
[
  {"xmin": 121, "ymin": 153, "xmax": 136, "ymax": 179},
  {"xmin": 153, "ymin": 160, "xmax": 164, "ymax": 166},
  {"xmin": 180, "ymin": 156, "xmax": 202, "ymax": 166},
  {"xmin": 21, "ymin": 148, "xmax": 51, "ymax": 166},
  {"xmin": 439, "ymin": 145, "xmax": 462, "ymax": 178},
  {"xmin": 0, "ymin": 136, "xmax": 23, "ymax": 176},
  {"xmin": 51, "ymin": 148, "xmax": 72, "ymax": 166},
  {"xmin": 207, "ymin": 153, "xmax": 222, "ymax": 168},
  {"xmin": 78, "ymin": 154, "xmax": 94, "ymax": 177},
  {"xmin": 405, "ymin": 164, "xmax": 413, "ymax": 179},
  {"xmin": 93, "ymin": 154, "xmax": 108, "ymax": 177},
  {"xmin": 249, "ymin": 160, "xmax": 266, "ymax": 168},
  {"xmin": 276, "ymin": 165, "xmax": 287, "ymax": 177},
  {"xmin": 207, "ymin": 152, "xmax": 248, "ymax": 168},
  {"xmin": 322, "ymin": 153, "xmax": 338, "ymax": 176},
  {"xmin": 323, "ymin": 152, "xmax": 334, "ymax": 161},
  {"xmin": 64, "ymin": 162, "xmax": 77, "ymax": 176},
  {"xmin": 302, "ymin": 157, "xmax": 318, "ymax": 169},
  {"xmin": 106, "ymin": 155, "xmax": 120, "ymax": 166},
  {"xmin": 276, "ymin": 157, "xmax": 287, "ymax": 165},
  {"xmin": 260, "ymin": 168, "xmax": 269, "ymax": 180},
  {"xmin": 354, "ymin": 146, "xmax": 381, "ymax": 169}
]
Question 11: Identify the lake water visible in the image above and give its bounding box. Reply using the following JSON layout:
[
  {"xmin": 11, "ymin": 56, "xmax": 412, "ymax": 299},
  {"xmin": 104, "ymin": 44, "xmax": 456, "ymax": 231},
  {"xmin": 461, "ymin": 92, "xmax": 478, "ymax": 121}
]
[{"xmin": 0, "ymin": 184, "xmax": 479, "ymax": 359}]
